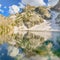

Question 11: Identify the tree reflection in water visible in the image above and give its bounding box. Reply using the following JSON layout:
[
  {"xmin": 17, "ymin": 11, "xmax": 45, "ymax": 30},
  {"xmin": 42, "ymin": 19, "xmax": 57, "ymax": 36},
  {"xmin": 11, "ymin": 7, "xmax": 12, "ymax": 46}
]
[{"xmin": 0, "ymin": 31, "xmax": 60, "ymax": 60}]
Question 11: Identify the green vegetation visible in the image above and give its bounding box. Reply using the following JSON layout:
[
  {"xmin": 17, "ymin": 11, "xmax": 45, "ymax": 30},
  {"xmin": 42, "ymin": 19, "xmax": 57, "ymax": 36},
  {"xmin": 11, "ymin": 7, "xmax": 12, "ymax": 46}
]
[{"xmin": 52, "ymin": 48, "xmax": 60, "ymax": 57}]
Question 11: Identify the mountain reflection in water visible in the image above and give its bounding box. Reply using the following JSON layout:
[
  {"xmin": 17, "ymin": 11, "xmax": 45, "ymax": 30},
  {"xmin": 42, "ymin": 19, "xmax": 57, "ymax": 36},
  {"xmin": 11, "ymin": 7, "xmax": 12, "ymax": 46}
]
[{"xmin": 0, "ymin": 31, "xmax": 60, "ymax": 60}]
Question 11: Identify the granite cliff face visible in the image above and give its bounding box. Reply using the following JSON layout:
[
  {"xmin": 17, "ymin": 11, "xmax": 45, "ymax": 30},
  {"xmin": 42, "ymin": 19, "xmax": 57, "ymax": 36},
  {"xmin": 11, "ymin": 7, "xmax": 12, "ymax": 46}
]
[
  {"xmin": 0, "ymin": 5, "xmax": 51, "ymax": 34},
  {"xmin": 10, "ymin": 5, "xmax": 51, "ymax": 28}
]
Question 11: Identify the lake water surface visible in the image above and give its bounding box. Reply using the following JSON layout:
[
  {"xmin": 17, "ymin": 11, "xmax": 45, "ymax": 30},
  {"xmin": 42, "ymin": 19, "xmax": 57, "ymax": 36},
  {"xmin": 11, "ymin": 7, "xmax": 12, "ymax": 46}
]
[{"xmin": 0, "ymin": 31, "xmax": 60, "ymax": 60}]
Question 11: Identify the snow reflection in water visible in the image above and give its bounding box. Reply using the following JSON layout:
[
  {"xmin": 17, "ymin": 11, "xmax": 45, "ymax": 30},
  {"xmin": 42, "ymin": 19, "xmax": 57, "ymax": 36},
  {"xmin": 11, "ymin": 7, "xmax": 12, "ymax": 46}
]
[{"xmin": 0, "ymin": 31, "xmax": 60, "ymax": 60}]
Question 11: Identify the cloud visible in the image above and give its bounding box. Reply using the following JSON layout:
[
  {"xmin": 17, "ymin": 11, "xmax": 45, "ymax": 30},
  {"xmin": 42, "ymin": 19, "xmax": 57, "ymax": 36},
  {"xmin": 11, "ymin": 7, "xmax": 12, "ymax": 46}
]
[
  {"xmin": 4, "ymin": 6, "xmax": 7, "ymax": 9},
  {"xmin": 9, "ymin": 5, "xmax": 20, "ymax": 14},
  {"xmin": 0, "ymin": 4, "xmax": 2, "ymax": 8},
  {"xmin": 9, "ymin": 0, "xmax": 49, "ymax": 14},
  {"xmin": 21, "ymin": 0, "xmax": 46, "ymax": 7},
  {"xmin": 0, "ymin": 9, "xmax": 4, "ymax": 13},
  {"xmin": 18, "ymin": 3, "xmax": 25, "ymax": 8}
]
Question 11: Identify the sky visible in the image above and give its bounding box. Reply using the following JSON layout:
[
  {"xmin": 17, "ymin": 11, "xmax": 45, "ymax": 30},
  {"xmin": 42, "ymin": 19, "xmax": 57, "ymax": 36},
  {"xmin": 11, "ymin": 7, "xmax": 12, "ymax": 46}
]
[
  {"xmin": 0, "ymin": 0, "xmax": 21, "ymax": 16},
  {"xmin": 0, "ymin": 0, "xmax": 57, "ymax": 17}
]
